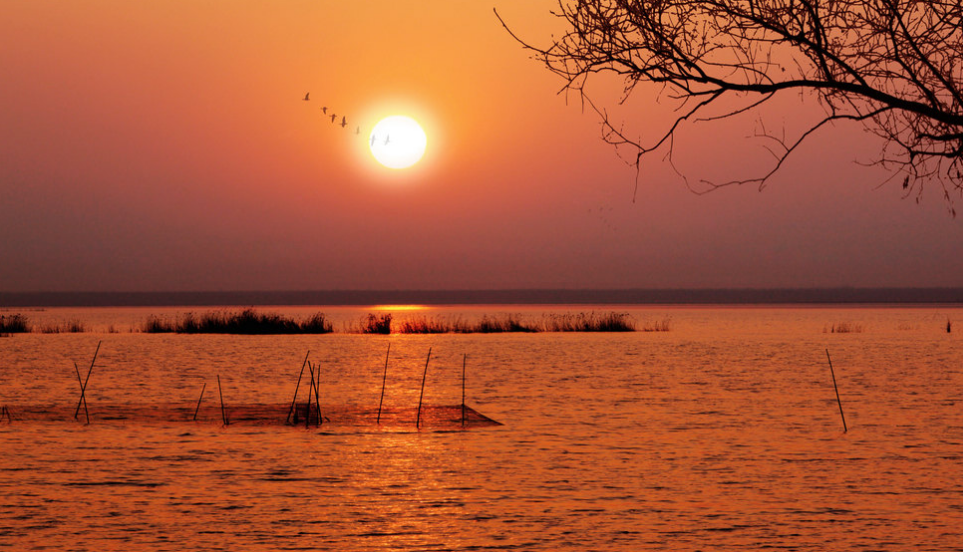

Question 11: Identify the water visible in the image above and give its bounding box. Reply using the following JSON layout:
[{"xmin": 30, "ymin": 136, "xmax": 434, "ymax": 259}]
[{"xmin": 2, "ymin": 305, "xmax": 962, "ymax": 550}]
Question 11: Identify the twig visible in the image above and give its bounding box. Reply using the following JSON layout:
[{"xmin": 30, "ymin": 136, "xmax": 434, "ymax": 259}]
[
  {"xmin": 73, "ymin": 361, "xmax": 90, "ymax": 425},
  {"xmin": 192, "ymin": 382, "xmax": 206, "ymax": 421},
  {"xmin": 311, "ymin": 361, "xmax": 322, "ymax": 426},
  {"xmin": 416, "ymin": 347, "xmax": 432, "ymax": 429},
  {"xmin": 74, "ymin": 341, "xmax": 101, "ymax": 422},
  {"xmin": 377, "ymin": 343, "xmax": 390, "ymax": 424},
  {"xmin": 217, "ymin": 374, "xmax": 228, "ymax": 426},
  {"xmin": 825, "ymin": 349, "xmax": 848, "ymax": 433},
  {"xmin": 286, "ymin": 351, "xmax": 310, "ymax": 424},
  {"xmin": 305, "ymin": 363, "xmax": 313, "ymax": 429}
]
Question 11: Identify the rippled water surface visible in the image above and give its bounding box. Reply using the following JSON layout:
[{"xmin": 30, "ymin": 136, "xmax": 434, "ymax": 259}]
[{"xmin": 2, "ymin": 305, "xmax": 962, "ymax": 550}]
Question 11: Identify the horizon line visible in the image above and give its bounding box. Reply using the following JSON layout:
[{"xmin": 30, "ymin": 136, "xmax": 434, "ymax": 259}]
[{"xmin": 2, "ymin": 287, "xmax": 962, "ymax": 308}]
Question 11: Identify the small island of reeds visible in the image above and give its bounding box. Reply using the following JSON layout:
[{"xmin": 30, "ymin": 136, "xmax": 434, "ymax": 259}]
[{"xmin": 141, "ymin": 309, "xmax": 333, "ymax": 334}]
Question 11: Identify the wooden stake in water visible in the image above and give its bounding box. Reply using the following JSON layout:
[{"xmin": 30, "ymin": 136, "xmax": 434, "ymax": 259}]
[
  {"xmin": 192, "ymin": 382, "xmax": 207, "ymax": 421},
  {"xmin": 415, "ymin": 347, "xmax": 432, "ymax": 429},
  {"xmin": 73, "ymin": 361, "xmax": 90, "ymax": 425},
  {"xmin": 305, "ymin": 363, "xmax": 314, "ymax": 429},
  {"xmin": 74, "ymin": 341, "xmax": 101, "ymax": 421},
  {"xmin": 311, "ymin": 360, "xmax": 323, "ymax": 426},
  {"xmin": 461, "ymin": 354, "xmax": 467, "ymax": 427},
  {"xmin": 377, "ymin": 343, "xmax": 391, "ymax": 425},
  {"xmin": 217, "ymin": 374, "xmax": 228, "ymax": 426},
  {"xmin": 286, "ymin": 351, "xmax": 311, "ymax": 425},
  {"xmin": 825, "ymin": 349, "xmax": 848, "ymax": 433}
]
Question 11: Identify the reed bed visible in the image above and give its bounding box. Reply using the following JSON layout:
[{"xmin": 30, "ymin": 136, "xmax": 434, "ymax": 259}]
[
  {"xmin": 396, "ymin": 314, "xmax": 540, "ymax": 334},
  {"xmin": 640, "ymin": 317, "xmax": 672, "ymax": 332},
  {"xmin": 141, "ymin": 309, "xmax": 333, "ymax": 334},
  {"xmin": 540, "ymin": 311, "xmax": 636, "ymax": 332},
  {"xmin": 360, "ymin": 313, "xmax": 392, "ymax": 334},
  {"xmin": 0, "ymin": 314, "xmax": 31, "ymax": 334},
  {"xmin": 824, "ymin": 322, "xmax": 864, "ymax": 333},
  {"xmin": 37, "ymin": 320, "xmax": 88, "ymax": 334}
]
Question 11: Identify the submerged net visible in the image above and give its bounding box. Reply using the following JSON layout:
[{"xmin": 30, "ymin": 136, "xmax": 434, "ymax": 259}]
[{"xmin": 3, "ymin": 403, "xmax": 501, "ymax": 431}]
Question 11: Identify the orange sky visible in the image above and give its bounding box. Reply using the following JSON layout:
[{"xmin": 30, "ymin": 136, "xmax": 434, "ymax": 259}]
[{"xmin": 1, "ymin": 0, "xmax": 961, "ymax": 292}]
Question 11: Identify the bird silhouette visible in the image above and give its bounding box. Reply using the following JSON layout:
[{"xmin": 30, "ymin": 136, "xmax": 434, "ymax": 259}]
[
  {"xmin": 370, "ymin": 134, "xmax": 377, "ymax": 146},
  {"xmin": 303, "ymin": 92, "xmax": 310, "ymax": 101},
  {"xmin": 356, "ymin": 126, "xmax": 361, "ymax": 135},
  {"xmin": 330, "ymin": 113, "xmax": 336, "ymax": 123},
  {"xmin": 321, "ymin": 106, "xmax": 327, "ymax": 114},
  {"xmin": 384, "ymin": 135, "xmax": 390, "ymax": 145},
  {"xmin": 340, "ymin": 116, "xmax": 347, "ymax": 128}
]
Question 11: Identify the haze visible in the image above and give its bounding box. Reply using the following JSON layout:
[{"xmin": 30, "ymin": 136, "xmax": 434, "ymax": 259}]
[{"xmin": 2, "ymin": 0, "xmax": 961, "ymax": 293}]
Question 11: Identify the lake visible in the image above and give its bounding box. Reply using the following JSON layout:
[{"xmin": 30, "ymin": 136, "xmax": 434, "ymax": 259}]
[{"xmin": 2, "ymin": 305, "xmax": 961, "ymax": 550}]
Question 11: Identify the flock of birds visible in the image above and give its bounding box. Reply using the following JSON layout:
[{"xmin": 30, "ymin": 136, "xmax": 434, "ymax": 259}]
[{"xmin": 303, "ymin": 92, "xmax": 391, "ymax": 146}]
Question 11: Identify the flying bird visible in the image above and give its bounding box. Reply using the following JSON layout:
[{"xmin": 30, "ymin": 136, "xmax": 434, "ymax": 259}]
[
  {"xmin": 303, "ymin": 92, "xmax": 310, "ymax": 101},
  {"xmin": 321, "ymin": 106, "xmax": 327, "ymax": 114},
  {"xmin": 356, "ymin": 126, "xmax": 360, "ymax": 135},
  {"xmin": 340, "ymin": 116, "xmax": 347, "ymax": 128},
  {"xmin": 384, "ymin": 135, "xmax": 390, "ymax": 145},
  {"xmin": 330, "ymin": 113, "xmax": 336, "ymax": 123},
  {"xmin": 370, "ymin": 134, "xmax": 376, "ymax": 146}
]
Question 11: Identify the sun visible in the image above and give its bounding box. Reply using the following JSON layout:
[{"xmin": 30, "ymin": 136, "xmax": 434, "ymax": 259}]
[{"xmin": 369, "ymin": 116, "xmax": 427, "ymax": 169}]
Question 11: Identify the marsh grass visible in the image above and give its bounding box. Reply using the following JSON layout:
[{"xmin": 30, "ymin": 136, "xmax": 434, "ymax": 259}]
[
  {"xmin": 37, "ymin": 320, "xmax": 87, "ymax": 334},
  {"xmin": 541, "ymin": 311, "xmax": 636, "ymax": 332},
  {"xmin": 824, "ymin": 322, "xmax": 864, "ymax": 333},
  {"xmin": 0, "ymin": 314, "xmax": 30, "ymax": 334},
  {"xmin": 395, "ymin": 314, "xmax": 539, "ymax": 334},
  {"xmin": 141, "ymin": 308, "xmax": 333, "ymax": 334},
  {"xmin": 640, "ymin": 317, "xmax": 672, "ymax": 332},
  {"xmin": 360, "ymin": 313, "xmax": 393, "ymax": 334}
]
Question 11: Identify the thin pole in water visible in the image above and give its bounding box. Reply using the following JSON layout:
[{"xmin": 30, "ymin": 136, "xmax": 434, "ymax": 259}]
[
  {"xmin": 312, "ymin": 361, "xmax": 323, "ymax": 426},
  {"xmin": 74, "ymin": 341, "xmax": 101, "ymax": 421},
  {"xmin": 377, "ymin": 343, "xmax": 391, "ymax": 425},
  {"xmin": 73, "ymin": 361, "xmax": 90, "ymax": 425},
  {"xmin": 286, "ymin": 351, "xmax": 311, "ymax": 425},
  {"xmin": 306, "ymin": 362, "xmax": 314, "ymax": 429},
  {"xmin": 192, "ymin": 382, "xmax": 207, "ymax": 421},
  {"xmin": 825, "ymin": 349, "xmax": 848, "ymax": 433},
  {"xmin": 461, "ymin": 354, "xmax": 467, "ymax": 427},
  {"xmin": 217, "ymin": 374, "xmax": 228, "ymax": 426},
  {"xmin": 416, "ymin": 347, "xmax": 432, "ymax": 429}
]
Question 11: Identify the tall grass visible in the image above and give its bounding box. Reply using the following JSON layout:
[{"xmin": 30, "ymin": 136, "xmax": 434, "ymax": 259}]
[
  {"xmin": 824, "ymin": 322, "xmax": 864, "ymax": 333},
  {"xmin": 37, "ymin": 320, "xmax": 87, "ymax": 334},
  {"xmin": 640, "ymin": 317, "xmax": 672, "ymax": 332},
  {"xmin": 396, "ymin": 314, "xmax": 540, "ymax": 334},
  {"xmin": 0, "ymin": 314, "xmax": 30, "ymax": 334},
  {"xmin": 141, "ymin": 308, "xmax": 333, "ymax": 334},
  {"xmin": 541, "ymin": 312, "xmax": 636, "ymax": 332},
  {"xmin": 361, "ymin": 313, "xmax": 392, "ymax": 334}
]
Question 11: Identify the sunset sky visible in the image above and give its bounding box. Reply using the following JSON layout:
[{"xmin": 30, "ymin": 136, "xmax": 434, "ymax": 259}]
[{"xmin": 2, "ymin": 0, "xmax": 961, "ymax": 293}]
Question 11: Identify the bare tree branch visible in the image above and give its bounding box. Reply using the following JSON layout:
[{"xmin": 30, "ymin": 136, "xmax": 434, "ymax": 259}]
[{"xmin": 496, "ymin": 1, "xmax": 963, "ymax": 213}]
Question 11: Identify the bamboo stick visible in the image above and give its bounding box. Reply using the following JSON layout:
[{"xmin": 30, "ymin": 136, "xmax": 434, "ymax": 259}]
[
  {"xmin": 192, "ymin": 382, "xmax": 207, "ymax": 421},
  {"xmin": 217, "ymin": 374, "xmax": 228, "ymax": 426},
  {"xmin": 306, "ymin": 364, "xmax": 313, "ymax": 429},
  {"xmin": 415, "ymin": 347, "xmax": 432, "ymax": 429},
  {"xmin": 73, "ymin": 361, "xmax": 90, "ymax": 425},
  {"xmin": 377, "ymin": 343, "xmax": 390, "ymax": 425},
  {"xmin": 461, "ymin": 354, "xmax": 467, "ymax": 427},
  {"xmin": 311, "ymin": 360, "xmax": 323, "ymax": 426},
  {"xmin": 74, "ymin": 341, "xmax": 101, "ymax": 420},
  {"xmin": 286, "ymin": 351, "xmax": 310, "ymax": 424},
  {"xmin": 825, "ymin": 349, "xmax": 848, "ymax": 433}
]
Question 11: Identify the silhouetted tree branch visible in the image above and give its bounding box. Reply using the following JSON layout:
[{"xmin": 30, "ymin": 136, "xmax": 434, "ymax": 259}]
[{"xmin": 497, "ymin": 1, "xmax": 963, "ymax": 214}]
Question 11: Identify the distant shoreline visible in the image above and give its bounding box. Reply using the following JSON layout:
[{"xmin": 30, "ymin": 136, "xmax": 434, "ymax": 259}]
[{"xmin": 2, "ymin": 288, "xmax": 962, "ymax": 308}]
